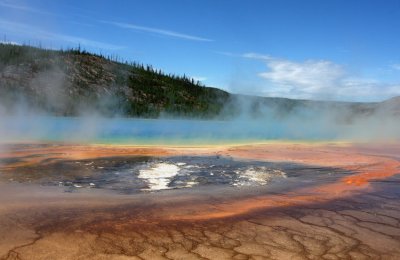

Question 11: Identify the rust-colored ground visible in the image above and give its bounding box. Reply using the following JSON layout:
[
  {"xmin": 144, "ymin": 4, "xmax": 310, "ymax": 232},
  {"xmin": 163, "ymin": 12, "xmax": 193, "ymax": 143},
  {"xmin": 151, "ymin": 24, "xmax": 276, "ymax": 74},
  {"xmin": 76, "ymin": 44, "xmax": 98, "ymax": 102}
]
[{"xmin": 0, "ymin": 142, "xmax": 400, "ymax": 259}]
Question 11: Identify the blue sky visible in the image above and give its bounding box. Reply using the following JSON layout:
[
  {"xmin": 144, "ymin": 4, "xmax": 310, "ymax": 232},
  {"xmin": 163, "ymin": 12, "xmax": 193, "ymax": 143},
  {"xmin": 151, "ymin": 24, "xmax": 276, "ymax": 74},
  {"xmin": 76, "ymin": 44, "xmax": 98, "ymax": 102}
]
[{"xmin": 1, "ymin": 0, "xmax": 400, "ymax": 101}]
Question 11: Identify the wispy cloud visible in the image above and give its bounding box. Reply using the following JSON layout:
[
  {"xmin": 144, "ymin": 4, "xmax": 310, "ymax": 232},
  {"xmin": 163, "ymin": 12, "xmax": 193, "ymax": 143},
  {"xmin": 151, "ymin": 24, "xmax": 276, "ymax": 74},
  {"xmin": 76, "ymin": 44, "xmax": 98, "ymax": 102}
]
[
  {"xmin": 217, "ymin": 51, "xmax": 271, "ymax": 60},
  {"xmin": 0, "ymin": 19, "xmax": 124, "ymax": 50},
  {"xmin": 0, "ymin": 0, "xmax": 55, "ymax": 16},
  {"xmin": 225, "ymin": 52, "xmax": 400, "ymax": 101},
  {"xmin": 102, "ymin": 20, "xmax": 213, "ymax": 42},
  {"xmin": 215, "ymin": 51, "xmax": 238, "ymax": 57},
  {"xmin": 241, "ymin": 52, "xmax": 272, "ymax": 60},
  {"xmin": 391, "ymin": 64, "xmax": 400, "ymax": 70}
]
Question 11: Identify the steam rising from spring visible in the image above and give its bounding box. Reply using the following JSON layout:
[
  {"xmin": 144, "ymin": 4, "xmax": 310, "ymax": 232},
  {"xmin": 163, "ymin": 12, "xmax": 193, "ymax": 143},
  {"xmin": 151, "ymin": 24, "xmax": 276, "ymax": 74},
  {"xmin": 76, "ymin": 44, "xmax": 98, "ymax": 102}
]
[{"xmin": 0, "ymin": 97, "xmax": 399, "ymax": 145}]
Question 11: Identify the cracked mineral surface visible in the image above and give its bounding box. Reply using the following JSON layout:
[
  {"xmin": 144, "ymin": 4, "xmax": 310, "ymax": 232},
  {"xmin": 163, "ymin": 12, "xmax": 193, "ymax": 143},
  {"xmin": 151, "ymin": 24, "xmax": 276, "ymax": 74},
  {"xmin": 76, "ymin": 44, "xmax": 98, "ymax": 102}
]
[{"xmin": 0, "ymin": 142, "xmax": 400, "ymax": 259}]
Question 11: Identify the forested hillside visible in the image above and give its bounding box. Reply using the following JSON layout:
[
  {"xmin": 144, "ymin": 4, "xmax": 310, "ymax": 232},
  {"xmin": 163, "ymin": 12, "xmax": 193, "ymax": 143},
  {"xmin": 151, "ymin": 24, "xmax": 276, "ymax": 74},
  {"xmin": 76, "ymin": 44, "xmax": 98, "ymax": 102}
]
[{"xmin": 0, "ymin": 43, "xmax": 229, "ymax": 118}]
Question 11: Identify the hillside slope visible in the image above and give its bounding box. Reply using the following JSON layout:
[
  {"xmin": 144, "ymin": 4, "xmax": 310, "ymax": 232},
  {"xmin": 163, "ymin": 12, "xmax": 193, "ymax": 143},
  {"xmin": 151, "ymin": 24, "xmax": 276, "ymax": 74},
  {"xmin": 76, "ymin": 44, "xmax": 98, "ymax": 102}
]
[{"xmin": 0, "ymin": 44, "xmax": 229, "ymax": 117}]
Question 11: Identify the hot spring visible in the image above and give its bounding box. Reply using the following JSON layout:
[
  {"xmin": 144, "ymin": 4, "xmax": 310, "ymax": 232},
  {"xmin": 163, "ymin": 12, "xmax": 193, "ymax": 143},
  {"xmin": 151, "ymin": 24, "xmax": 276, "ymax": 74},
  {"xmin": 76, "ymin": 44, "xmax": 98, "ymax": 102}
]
[
  {"xmin": 0, "ymin": 115, "xmax": 386, "ymax": 194},
  {"xmin": 0, "ymin": 115, "xmax": 351, "ymax": 145}
]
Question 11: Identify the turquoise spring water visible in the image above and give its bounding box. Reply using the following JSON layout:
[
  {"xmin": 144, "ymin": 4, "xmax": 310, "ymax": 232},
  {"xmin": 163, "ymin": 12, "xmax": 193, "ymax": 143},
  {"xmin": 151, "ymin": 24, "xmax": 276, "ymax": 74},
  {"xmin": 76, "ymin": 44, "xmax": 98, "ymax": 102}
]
[{"xmin": 0, "ymin": 116, "xmax": 342, "ymax": 145}]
